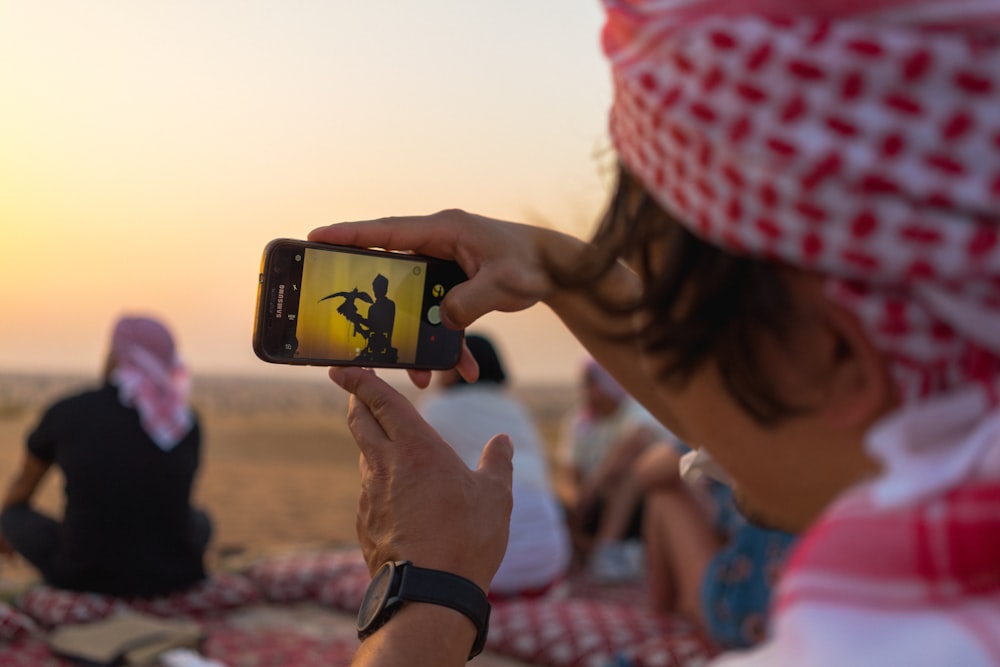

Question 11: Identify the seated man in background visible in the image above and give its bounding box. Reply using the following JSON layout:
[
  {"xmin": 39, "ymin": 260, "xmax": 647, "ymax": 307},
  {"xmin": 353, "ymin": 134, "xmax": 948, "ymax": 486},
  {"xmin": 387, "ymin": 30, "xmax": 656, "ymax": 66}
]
[
  {"xmin": 560, "ymin": 359, "xmax": 673, "ymax": 582},
  {"xmin": 0, "ymin": 315, "xmax": 212, "ymax": 598},
  {"xmin": 419, "ymin": 333, "xmax": 570, "ymax": 599}
]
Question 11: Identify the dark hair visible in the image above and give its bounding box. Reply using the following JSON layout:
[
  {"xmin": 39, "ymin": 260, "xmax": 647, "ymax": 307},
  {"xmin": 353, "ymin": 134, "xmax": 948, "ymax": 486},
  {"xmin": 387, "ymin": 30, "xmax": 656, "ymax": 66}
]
[
  {"xmin": 460, "ymin": 334, "xmax": 507, "ymax": 386},
  {"xmin": 546, "ymin": 166, "xmax": 800, "ymax": 424}
]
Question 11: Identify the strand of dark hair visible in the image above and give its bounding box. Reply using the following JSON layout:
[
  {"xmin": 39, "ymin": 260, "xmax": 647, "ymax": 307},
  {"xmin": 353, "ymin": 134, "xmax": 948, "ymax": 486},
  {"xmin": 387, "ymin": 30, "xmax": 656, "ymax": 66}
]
[{"xmin": 544, "ymin": 166, "xmax": 803, "ymax": 425}]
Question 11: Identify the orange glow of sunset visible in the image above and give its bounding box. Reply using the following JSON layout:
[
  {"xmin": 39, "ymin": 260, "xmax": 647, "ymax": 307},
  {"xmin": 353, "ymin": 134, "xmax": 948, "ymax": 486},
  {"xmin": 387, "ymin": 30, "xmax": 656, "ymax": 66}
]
[{"xmin": 0, "ymin": 1, "xmax": 615, "ymax": 384}]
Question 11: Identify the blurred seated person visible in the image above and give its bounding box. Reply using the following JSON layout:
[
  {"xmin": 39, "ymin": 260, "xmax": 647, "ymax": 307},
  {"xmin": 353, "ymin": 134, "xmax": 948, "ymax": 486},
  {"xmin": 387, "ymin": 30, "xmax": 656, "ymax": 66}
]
[
  {"xmin": 634, "ymin": 444, "xmax": 796, "ymax": 650},
  {"xmin": 419, "ymin": 333, "xmax": 570, "ymax": 598},
  {"xmin": 560, "ymin": 359, "xmax": 673, "ymax": 582},
  {"xmin": 0, "ymin": 315, "xmax": 212, "ymax": 598}
]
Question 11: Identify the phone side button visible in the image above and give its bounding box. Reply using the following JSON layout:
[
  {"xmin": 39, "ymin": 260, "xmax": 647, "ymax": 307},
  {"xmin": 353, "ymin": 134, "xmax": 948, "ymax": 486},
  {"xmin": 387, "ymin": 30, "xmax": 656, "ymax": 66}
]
[{"xmin": 427, "ymin": 305, "xmax": 442, "ymax": 325}]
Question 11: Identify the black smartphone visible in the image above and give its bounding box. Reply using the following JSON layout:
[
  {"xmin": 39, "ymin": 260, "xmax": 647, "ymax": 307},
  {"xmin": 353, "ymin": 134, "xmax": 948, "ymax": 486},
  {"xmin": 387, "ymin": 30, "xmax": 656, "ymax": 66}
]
[{"xmin": 253, "ymin": 239, "xmax": 468, "ymax": 369}]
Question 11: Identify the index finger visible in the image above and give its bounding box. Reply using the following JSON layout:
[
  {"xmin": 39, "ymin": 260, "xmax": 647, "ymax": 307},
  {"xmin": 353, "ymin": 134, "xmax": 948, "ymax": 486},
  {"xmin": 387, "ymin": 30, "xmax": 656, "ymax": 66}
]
[
  {"xmin": 328, "ymin": 367, "xmax": 426, "ymax": 443},
  {"xmin": 308, "ymin": 212, "xmax": 466, "ymax": 261}
]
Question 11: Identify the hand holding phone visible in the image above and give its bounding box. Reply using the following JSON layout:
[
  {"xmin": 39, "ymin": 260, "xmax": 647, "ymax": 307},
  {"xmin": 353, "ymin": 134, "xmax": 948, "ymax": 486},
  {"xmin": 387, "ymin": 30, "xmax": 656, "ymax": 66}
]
[{"xmin": 253, "ymin": 239, "xmax": 467, "ymax": 369}]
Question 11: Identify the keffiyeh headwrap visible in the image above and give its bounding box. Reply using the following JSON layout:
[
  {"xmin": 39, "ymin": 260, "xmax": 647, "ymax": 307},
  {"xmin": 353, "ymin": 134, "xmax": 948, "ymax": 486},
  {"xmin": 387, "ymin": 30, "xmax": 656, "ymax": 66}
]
[
  {"xmin": 603, "ymin": 0, "xmax": 1000, "ymax": 403},
  {"xmin": 109, "ymin": 316, "xmax": 193, "ymax": 451},
  {"xmin": 602, "ymin": 2, "xmax": 1000, "ymax": 664}
]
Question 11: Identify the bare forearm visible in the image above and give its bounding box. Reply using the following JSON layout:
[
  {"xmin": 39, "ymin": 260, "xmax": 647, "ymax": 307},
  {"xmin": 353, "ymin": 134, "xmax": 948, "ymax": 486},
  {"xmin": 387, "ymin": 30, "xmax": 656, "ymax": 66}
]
[
  {"xmin": 3, "ymin": 455, "xmax": 50, "ymax": 508},
  {"xmin": 3, "ymin": 473, "xmax": 37, "ymax": 508},
  {"xmin": 351, "ymin": 603, "xmax": 478, "ymax": 667}
]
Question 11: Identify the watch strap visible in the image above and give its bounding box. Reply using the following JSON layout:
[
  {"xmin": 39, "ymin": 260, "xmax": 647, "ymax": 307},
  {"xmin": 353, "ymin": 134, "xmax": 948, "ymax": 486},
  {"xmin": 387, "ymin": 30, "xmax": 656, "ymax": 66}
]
[
  {"xmin": 397, "ymin": 565, "xmax": 491, "ymax": 658},
  {"xmin": 358, "ymin": 561, "xmax": 491, "ymax": 660}
]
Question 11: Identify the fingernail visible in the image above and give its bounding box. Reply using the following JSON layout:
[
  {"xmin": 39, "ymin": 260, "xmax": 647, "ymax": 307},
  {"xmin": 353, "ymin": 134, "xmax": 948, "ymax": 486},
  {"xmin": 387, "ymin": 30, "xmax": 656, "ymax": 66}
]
[{"xmin": 498, "ymin": 433, "xmax": 514, "ymax": 458}]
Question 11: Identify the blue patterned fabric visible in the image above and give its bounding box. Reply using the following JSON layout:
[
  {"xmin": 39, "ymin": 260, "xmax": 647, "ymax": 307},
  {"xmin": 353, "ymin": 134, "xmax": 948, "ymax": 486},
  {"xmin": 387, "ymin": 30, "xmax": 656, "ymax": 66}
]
[{"xmin": 700, "ymin": 483, "xmax": 796, "ymax": 649}]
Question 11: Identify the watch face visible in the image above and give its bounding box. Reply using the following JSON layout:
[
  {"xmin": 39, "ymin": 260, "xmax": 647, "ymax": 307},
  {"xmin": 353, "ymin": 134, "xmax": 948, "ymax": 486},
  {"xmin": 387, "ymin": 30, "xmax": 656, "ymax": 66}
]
[{"xmin": 358, "ymin": 561, "xmax": 397, "ymax": 633}]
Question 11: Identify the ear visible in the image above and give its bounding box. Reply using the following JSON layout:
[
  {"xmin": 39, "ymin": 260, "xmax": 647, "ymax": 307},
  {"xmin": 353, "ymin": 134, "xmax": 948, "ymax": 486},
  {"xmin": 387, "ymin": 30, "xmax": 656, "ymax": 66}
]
[{"xmin": 811, "ymin": 293, "xmax": 896, "ymax": 429}]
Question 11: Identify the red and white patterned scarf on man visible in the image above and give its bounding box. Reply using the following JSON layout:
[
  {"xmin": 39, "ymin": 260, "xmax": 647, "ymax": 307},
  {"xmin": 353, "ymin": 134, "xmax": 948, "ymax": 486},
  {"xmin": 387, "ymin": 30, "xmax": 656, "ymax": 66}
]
[
  {"xmin": 603, "ymin": 0, "xmax": 1000, "ymax": 664},
  {"xmin": 109, "ymin": 316, "xmax": 193, "ymax": 451}
]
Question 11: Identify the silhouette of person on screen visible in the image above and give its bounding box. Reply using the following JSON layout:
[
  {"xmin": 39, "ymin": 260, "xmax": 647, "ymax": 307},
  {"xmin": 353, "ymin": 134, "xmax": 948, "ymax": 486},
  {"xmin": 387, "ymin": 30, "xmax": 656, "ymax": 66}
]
[
  {"xmin": 321, "ymin": 273, "xmax": 398, "ymax": 362},
  {"xmin": 357, "ymin": 274, "xmax": 398, "ymax": 363}
]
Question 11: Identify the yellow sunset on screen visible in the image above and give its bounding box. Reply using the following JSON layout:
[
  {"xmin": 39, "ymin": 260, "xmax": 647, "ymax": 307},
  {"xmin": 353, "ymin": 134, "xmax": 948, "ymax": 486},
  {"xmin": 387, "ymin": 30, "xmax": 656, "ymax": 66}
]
[{"xmin": 296, "ymin": 250, "xmax": 424, "ymax": 364}]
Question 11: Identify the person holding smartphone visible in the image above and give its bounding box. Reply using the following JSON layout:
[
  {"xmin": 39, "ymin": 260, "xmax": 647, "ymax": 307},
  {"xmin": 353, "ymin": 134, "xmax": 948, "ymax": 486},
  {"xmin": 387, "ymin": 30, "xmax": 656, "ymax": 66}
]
[
  {"xmin": 0, "ymin": 315, "xmax": 212, "ymax": 598},
  {"xmin": 311, "ymin": 1, "xmax": 1000, "ymax": 665}
]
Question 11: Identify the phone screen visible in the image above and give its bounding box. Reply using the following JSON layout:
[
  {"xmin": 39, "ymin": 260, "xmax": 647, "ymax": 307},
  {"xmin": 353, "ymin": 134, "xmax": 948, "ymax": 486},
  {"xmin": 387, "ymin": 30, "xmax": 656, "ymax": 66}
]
[{"xmin": 253, "ymin": 239, "xmax": 467, "ymax": 368}]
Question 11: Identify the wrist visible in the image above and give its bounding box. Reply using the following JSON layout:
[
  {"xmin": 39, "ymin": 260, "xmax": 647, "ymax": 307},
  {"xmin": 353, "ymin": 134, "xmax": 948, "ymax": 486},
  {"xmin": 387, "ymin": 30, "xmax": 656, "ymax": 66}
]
[
  {"xmin": 406, "ymin": 555, "xmax": 493, "ymax": 593},
  {"xmin": 357, "ymin": 561, "xmax": 491, "ymax": 660},
  {"xmin": 353, "ymin": 604, "xmax": 479, "ymax": 667}
]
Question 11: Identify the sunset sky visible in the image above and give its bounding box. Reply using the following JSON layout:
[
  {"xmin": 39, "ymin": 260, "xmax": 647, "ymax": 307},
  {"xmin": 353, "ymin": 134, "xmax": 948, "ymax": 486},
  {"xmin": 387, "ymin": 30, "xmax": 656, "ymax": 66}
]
[{"xmin": 1, "ymin": 2, "xmax": 615, "ymax": 385}]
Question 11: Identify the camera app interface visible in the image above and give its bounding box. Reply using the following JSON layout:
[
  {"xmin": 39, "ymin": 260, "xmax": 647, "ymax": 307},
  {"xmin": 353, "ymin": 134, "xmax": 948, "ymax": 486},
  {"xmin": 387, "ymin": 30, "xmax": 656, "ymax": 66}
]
[{"xmin": 292, "ymin": 248, "xmax": 428, "ymax": 364}]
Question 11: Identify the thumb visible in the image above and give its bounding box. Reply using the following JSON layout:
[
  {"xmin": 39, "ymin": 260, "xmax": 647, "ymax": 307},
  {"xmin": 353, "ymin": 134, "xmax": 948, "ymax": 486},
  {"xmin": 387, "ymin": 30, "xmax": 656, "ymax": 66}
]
[
  {"xmin": 441, "ymin": 265, "xmax": 539, "ymax": 329},
  {"xmin": 439, "ymin": 281, "xmax": 489, "ymax": 330},
  {"xmin": 477, "ymin": 433, "xmax": 514, "ymax": 485}
]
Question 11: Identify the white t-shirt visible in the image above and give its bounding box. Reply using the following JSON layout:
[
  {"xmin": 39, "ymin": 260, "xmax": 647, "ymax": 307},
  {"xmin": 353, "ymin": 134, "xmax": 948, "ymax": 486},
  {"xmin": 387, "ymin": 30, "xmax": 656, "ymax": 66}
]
[
  {"xmin": 419, "ymin": 384, "xmax": 571, "ymax": 595},
  {"xmin": 560, "ymin": 397, "xmax": 674, "ymax": 477}
]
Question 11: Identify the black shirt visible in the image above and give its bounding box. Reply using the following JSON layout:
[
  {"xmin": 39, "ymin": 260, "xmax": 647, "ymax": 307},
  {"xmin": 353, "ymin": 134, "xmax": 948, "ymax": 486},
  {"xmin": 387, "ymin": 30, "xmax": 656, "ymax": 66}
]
[{"xmin": 27, "ymin": 383, "xmax": 206, "ymax": 597}]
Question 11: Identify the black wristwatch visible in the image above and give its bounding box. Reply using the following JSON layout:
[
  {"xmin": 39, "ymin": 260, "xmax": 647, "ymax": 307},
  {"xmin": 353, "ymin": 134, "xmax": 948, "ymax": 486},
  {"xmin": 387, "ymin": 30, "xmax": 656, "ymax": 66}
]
[{"xmin": 357, "ymin": 560, "xmax": 491, "ymax": 660}]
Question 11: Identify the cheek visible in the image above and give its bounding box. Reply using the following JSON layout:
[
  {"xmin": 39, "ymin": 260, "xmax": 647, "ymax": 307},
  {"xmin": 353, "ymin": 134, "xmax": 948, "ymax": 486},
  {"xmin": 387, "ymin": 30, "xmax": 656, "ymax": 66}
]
[
  {"xmin": 639, "ymin": 353, "xmax": 782, "ymax": 495},
  {"xmin": 662, "ymin": 381, "xmax": 758, "ymax": 460},
  {"xmin": 653, "ymin": 371, "xmax": 781, "ymax": 499},
  {"xmin": 643, "ymin": 357, "xmax": 833, "ymax": 531},
  {"xmin": 648, "ymin": 361, "xmax": 732, "ymax": 443}
]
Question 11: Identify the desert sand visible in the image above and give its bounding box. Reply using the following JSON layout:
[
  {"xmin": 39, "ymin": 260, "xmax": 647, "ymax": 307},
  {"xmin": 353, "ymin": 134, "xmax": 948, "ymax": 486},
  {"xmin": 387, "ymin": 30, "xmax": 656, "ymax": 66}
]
[
  {"xmin": 0, "ymin": 372, "xmax": 576, "ymax": 586},
  {"xmin": 0, "ymin": 373, "xmax": 670, "ymax": 667}
]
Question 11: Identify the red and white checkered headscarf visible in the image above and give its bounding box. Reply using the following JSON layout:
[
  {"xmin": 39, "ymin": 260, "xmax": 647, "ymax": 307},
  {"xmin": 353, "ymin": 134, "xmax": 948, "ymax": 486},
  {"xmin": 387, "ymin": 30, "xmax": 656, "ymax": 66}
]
[
  {"xmin": 601, "ymin": 6, "xmax": 1000, "ymax": 663},
  {"xmin": 603, "ymin": 0, "xmax": 1000, "ymax": 404},
  {"xmin": 109, "ymin": 316, "xmax": 193, "ymax": 451}
]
